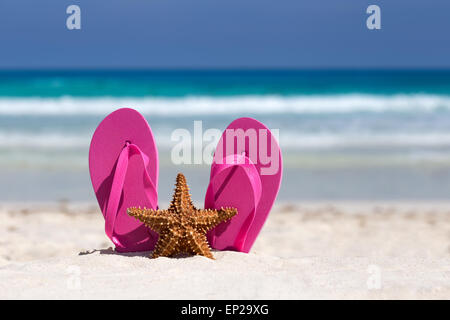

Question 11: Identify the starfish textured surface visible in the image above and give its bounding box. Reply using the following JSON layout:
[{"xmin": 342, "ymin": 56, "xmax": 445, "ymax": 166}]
[{"xmin": 127, "ymin": 173, "xmax": 237, "ymax": 259}]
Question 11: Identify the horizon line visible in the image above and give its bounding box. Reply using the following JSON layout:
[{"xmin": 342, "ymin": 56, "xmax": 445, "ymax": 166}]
[{"xmin": 1, "ymin": 67, "xmax": 450, "ymax": 73}]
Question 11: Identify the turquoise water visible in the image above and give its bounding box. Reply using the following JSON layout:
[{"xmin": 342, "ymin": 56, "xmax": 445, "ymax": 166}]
[
  {"xmin": 1, "ymin": 70, "xmax": 450, "ymax": 97},
  {"xmin": 1, "ymin": 70, "xmax": 450, "ymax": 201}
]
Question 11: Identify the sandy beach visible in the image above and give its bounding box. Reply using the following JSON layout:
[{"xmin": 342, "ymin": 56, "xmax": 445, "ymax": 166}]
[{"xmin": 0, "ymin": 202, "xmax": 449, "ymax": 299}]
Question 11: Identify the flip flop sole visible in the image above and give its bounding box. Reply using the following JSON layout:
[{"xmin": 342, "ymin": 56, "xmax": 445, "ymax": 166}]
[
  {"xmin": 89, "ymin": 108, "xmax": 159, "ymax": 252},
  {"xmin": 206, "ymin": 117, "xmax": 282, "ymax": 252}
]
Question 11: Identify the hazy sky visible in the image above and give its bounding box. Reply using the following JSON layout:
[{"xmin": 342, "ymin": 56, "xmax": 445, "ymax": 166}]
[{"xmin": 0, "ymin": 0, "xmax": 449, "ymax": 69}]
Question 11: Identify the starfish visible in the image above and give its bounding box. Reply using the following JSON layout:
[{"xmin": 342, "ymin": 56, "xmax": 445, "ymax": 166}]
[{"xmin": 127, "ymin": 173, "xmax": 237, "ymax": 259}]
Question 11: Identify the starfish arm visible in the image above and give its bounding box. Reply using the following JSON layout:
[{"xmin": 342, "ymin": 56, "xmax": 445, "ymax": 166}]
[
  {"xmin": 152, "ymin": 230, "xmax": 181, "ymax": 258},
  {"xmin": 185, "ymin": 229, "xmax": 214, "ymax": 259},
  {"xmin": 127, "ymin": 207, "xmax": 175, "ymax": 233},
  {"xmin": 194, "ymin": 207, "xmax": 238, "ymax": 232},
  {"xmin": 169, "ymin": 173, "xmax": 196, "ymax": 213}
]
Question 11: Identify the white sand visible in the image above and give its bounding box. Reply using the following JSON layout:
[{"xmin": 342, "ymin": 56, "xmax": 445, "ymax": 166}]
[{"xmin": 1, "ymin": 202, "xmax": 450, "ymax": 299}]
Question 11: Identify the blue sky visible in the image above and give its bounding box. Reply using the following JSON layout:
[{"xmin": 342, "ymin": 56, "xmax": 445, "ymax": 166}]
[{"xmin": 0, "ymin": 0, "xmax": 449, "ymax": 69}]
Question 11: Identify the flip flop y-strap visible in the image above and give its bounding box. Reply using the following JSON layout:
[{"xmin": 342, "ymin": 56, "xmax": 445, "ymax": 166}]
[
  {"xmin": 105, "ymin": 141, "xmax": 157, "ymax": 248},
  {"xmin": 209, "ymin": 154, "xmax": 262, "ymax": 251}
]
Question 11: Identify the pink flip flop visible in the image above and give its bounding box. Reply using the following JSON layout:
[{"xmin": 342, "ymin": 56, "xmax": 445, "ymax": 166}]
[
  {"xmin": 89, "ymin": 108, "xmax": 159, "ymax": 252},
  {"xmin": 205, "ymin": 117, "xmax": 282, "ymax": 253}
]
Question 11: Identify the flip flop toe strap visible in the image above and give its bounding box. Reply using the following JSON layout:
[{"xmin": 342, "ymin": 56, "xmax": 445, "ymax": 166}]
[{"xmin": 105, "ymin": 142, "xmax": 157, "ymax": 248}]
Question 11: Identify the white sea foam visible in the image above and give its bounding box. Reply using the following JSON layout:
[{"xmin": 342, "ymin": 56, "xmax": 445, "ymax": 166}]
[
  {"xmin": 0, "ymin": 132, "xmax": 88, "ymax": 148},
  {"xmin": 2, "ymin": 130, "xmax": 450, "ymax": 150},
  {"xmin": 0, "ymin": 94, "xmax": 449, "ymax": 115},
  {"xmin": 1, "ymin": 94, "xmax": 450, "ymax": 153},
  {"xmin": 280, "ymin": 133, "xmax": 450, "ymax": 149}
]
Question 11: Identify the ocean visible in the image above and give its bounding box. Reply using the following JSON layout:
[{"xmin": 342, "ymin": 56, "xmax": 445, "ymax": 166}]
[{"xmin": 1, "ymin": 69, "xmax": 450, "ymax": 202}]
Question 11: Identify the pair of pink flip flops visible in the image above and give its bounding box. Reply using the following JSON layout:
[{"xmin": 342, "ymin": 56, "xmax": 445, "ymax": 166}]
[{"xmin": 89, "ymin": 108, "xmax": 282, "ymax": 253}]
